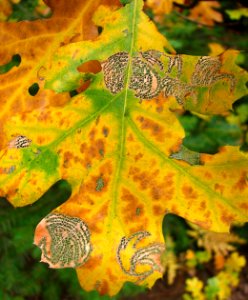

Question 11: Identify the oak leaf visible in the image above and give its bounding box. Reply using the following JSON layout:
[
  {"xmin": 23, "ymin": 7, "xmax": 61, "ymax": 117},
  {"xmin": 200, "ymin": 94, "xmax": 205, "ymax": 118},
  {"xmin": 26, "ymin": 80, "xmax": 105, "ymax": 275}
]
[
  {"xmin": 225, "ymin": 8, "xmax": 248, "ymax": 20},
  {"xmin": 0, "ymin": 0, "xmax": 13, "ymax": 21},
  {"xmin": 187, "ymin": 223, "xmax": 245, "ymax": 255},
  {"xmin": 189, "ymin": 1, "xmax": 223, "ymax": 26},
  {"xmin": 146, "ymin": 0, "xmax": 185, "ymax": 15},
  {"xmin": 0, "ymin": 0, "xmax": 248, "ymax": 296}
]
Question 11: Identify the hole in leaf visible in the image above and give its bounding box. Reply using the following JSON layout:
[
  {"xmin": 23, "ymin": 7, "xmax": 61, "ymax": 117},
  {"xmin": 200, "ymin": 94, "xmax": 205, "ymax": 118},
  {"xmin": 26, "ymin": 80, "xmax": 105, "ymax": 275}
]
[
  {"xmin": 0, "ymin": 180, "xmax": 71, "ymax": 232},
  {"xmin": 97, "ymin": 26, "xmax": 103, "ymax": 34},
  {"xmin": 0, "ymin": 54, "xmax": 21, "ymax": 74},
  {"xmin": 28, "ymin": 83, "xmax": 39, "ymax": 96},
  {"xmin": 162, "ymin": 213, "xmax": 191, "ymax": 253},
  {"xmin": 69, "ymin": 90, "xmax": 79, "ymax": 98}
]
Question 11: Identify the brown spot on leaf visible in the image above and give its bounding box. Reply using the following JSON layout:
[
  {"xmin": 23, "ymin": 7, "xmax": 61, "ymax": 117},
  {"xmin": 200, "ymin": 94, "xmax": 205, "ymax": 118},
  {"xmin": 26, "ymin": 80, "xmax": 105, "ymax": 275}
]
[
  {"xmin": 164, "ymin": 172, "xmax": 174, "ymax": 187},
  {"xmin": 79, "ymin": 162, "xmax": 112, "ymax": 197},
  {"xmin": 121, "ymin": 188, "xmax": 144, "ymax": 222},
  {"xmin": 88, "ymin": 220, "xmax": 102, "ymax": 234},
  {"xmin": 153, "ymin": 205, "xmax": 164, "ymax": 215},
  {"xmin": 37, "ymin": 136, "xmax": 46, "ymax": 145},
  {"xmin": 63, "ymin": 151, "xmax": 73, "ymax": 168},
  {"xmin": 89, "ymin": 129, "xmax": 96, "ymax": 140},
  {"xmin": 221, "ymin": 211, "xmax": 235, "ymax": 225},
  {"xmin": 239, "ymin": 203, "xmax": 248, "ymax": 210},
  {"xmin": 38, "ymin": 111, "xmax": 52, "ymax": 122},
  {"xmin": 182, "ymin": 185, "xmax": 198, "ymax": 199},
  {"xmin": 214, "ymin": 183, "xmax": 224, "ymax": 194},
  {"xmin": 80, "ymin": 137, "xmax": 105, "ymax": 167},
  {"xmin": 85, "ymin": 255, "xmax": 102, "ymax": 270},
  {"xmin": 204, "ymin": 211, "xmax": 211, "ymax": 218},
  {"xmin": 233, "ymin": 172, "xmax": 247, "ymax": 191},
  {"xmin": 136, "ymin": 116, "xmax": 166, "ymax": 142},
  {"xmin": 63, "ymin": 151, "xmax": 82, "ymax": 168},
  {"xmin": 134, "ymin": 152, "xmax": 143, "ymax": 162},
  {"xmin": 130, "ymin": 224, "xmax": 146, "ymax": 233},
  {"xmin": 99, "ymin": 279, "xmax": 109, "ymax": 295},
  {"xmin": 200, "ymin": 201, "xmax": 206, "ymax": 210},
  {"xmin": 102, "ymin": 126, "xmax": 109, "ymax": 137},
  {"xmin": 129, "ymin": 167, "xmax": 175, "ymax": 201},
  {"xmin": 127, "ymin": 133, "xmax": 134, "ymax": 141},
  {"xmin": 107, "ymin": 268, "xmax": 118, "ymax": 281},
  {"xmin": 204, "ymin": 172, "xmax": 212, "ymax": 179},
  {"xmin": 156, "ymin": 106, "xmax": 163, "ymax": 113}
]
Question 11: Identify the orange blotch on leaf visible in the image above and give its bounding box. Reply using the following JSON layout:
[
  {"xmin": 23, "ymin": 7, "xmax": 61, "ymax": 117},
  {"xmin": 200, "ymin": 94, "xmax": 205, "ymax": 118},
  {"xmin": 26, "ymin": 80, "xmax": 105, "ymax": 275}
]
[
  {"xmin": 80, "ymin": 137, "xmax": 105, "ymax": 167},
  {"xmin": 79, "ymin": 161, "xmax": 112, "ymax": 197},
  {"xmin": 99, "ymin": 279, "xmax": 109, "ymax": 295},
  {"xmin": 107, "ymin": 268, "xmax": 118, "ymax": 281},
  {"xmin": 84, "ymin": 255, "xmax": 103, "ymax": 271},
  {"xmin": 214, "ymin": 183, "xmax": 225, "ymax": 194},
  {"xmin": 233, "ymin": 172, "xmax": 247, "ymax": 191},
  {"xmin": 239, "ymin": 202, "xmax": 248, "ymax": 210},
  {"xmin": 63, "ymin": 151, "xmax": 82, "ymax": 168},
  {"xmin": 204, "ymin": 171, "xmax": 213, "ymax": 179},
  {"xmin": 153, "ymin": 205, "xmax": 165, "ymax": 216},
  {"xmin": 200, "ymin": 201, "xmax": 206, "ymax": 211},
  {"xmin": 136, "ymin": 116, "xmax": 166, "ymax": 142},
  {"xmin": 221, "ymin": 211, "xmax": 235, "ymax": 225},
  {"xmin": 182, "ymin": 185, "xmax": 198, "ymax": 199},
  {"xmin": 134, "ymin": 152, "xmax": 143, "ymax": 162},
  {"xmin": 128, "ymin": 167, "xmax": 175, "ymax": 201},
  {"xmin": 121, "ymin": 188, "xmax": 145, "ymax": 222}
]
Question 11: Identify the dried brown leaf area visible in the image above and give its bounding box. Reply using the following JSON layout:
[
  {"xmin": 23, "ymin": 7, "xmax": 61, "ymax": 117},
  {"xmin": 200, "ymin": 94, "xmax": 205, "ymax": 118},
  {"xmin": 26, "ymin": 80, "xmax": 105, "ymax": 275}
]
[{"xmin": 0, "ymin": 0, "xmax": 247, "ymax": 296}]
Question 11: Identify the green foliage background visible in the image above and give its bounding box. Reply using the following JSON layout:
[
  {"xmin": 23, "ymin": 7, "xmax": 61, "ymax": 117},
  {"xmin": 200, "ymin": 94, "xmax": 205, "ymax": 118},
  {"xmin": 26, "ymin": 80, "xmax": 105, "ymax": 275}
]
[{"xmin": 0, "ymin": 0, "xmax": 247, "ymax": 299}]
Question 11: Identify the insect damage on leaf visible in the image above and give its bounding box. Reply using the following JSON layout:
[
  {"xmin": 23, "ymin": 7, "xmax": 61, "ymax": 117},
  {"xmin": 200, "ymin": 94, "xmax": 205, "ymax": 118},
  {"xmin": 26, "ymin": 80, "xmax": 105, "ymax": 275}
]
[
  {"xmin": 191, "ymin": 56, "xmax": 235, "ymax": 91},
  {"xmin": 8, "ymin": 135, "xmax": 32, "ymax": 149},
  {"xmin": 101, "ymin": 50, "xmax": 238, "ymax": 106},
  {"xmin": 34, "ymin": 214, "xmax": 92, "ymax": 268},
  {"xmin": 117, "ymin": 231, "xmax": 165, "ymax": 281}
]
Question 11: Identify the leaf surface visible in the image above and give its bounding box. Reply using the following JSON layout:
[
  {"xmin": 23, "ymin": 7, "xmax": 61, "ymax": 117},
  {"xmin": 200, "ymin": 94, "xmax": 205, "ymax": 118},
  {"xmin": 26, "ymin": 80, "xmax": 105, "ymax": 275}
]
[
  {"xmin": 0, "ymin": 0, "xmax": 118, "ymax": 149},
  {"xmin": 189, "ymin": 1, "xmax": 223, "ymax": 26},
  {"xmin": 0, "ymin": 0, "xmax": 247, "ymax": 296}
]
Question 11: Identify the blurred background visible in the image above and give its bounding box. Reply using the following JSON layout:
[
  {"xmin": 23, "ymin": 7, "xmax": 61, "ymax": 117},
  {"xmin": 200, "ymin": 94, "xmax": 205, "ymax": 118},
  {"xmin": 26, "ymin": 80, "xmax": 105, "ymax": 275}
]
[{"xmin": 0, "ymin": 0, "xmax": 247, "ymax": 299}]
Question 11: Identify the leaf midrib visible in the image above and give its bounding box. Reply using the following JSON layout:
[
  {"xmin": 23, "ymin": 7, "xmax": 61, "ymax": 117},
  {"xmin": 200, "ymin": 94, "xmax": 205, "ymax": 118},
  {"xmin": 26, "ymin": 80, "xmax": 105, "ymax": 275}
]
[{"xmin": 111, "ymin": 0, "xmax": 138, "ymax": 224}]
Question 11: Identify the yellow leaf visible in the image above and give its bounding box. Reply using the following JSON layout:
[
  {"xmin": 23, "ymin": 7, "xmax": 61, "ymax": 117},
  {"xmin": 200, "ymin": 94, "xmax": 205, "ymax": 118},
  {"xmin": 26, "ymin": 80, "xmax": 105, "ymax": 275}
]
[
  {"xmin": 0, "ymin": 0, "xmax": 12, "ymax": 21},
  {"xmin": 189, "ymin": 1, "xmax": 223, "ymax": 26},
  {"xmin": 185, "ymin": 277, "xmax": 205, "ymax": 300},
  {"xmin": 226, "ymin": 8, "xmax": 248, "ymax": 20},
  {"xmin": 208, "ymin": 43, "xmax": 225, "ymax": 56},
  {"xmin": 188, "ymin": 223, "xmax": 245, "ymax": 255},
  {"xmin": 162, "ymin": 236, "xmax": 179, "ymax": 285},
  {"xmin": 225, "ymin": 252, "xmax": 246, "ymax": 272},
  {"xmin": 146, "ymin": 0, "xmax": 185, "ymax": 15}
]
